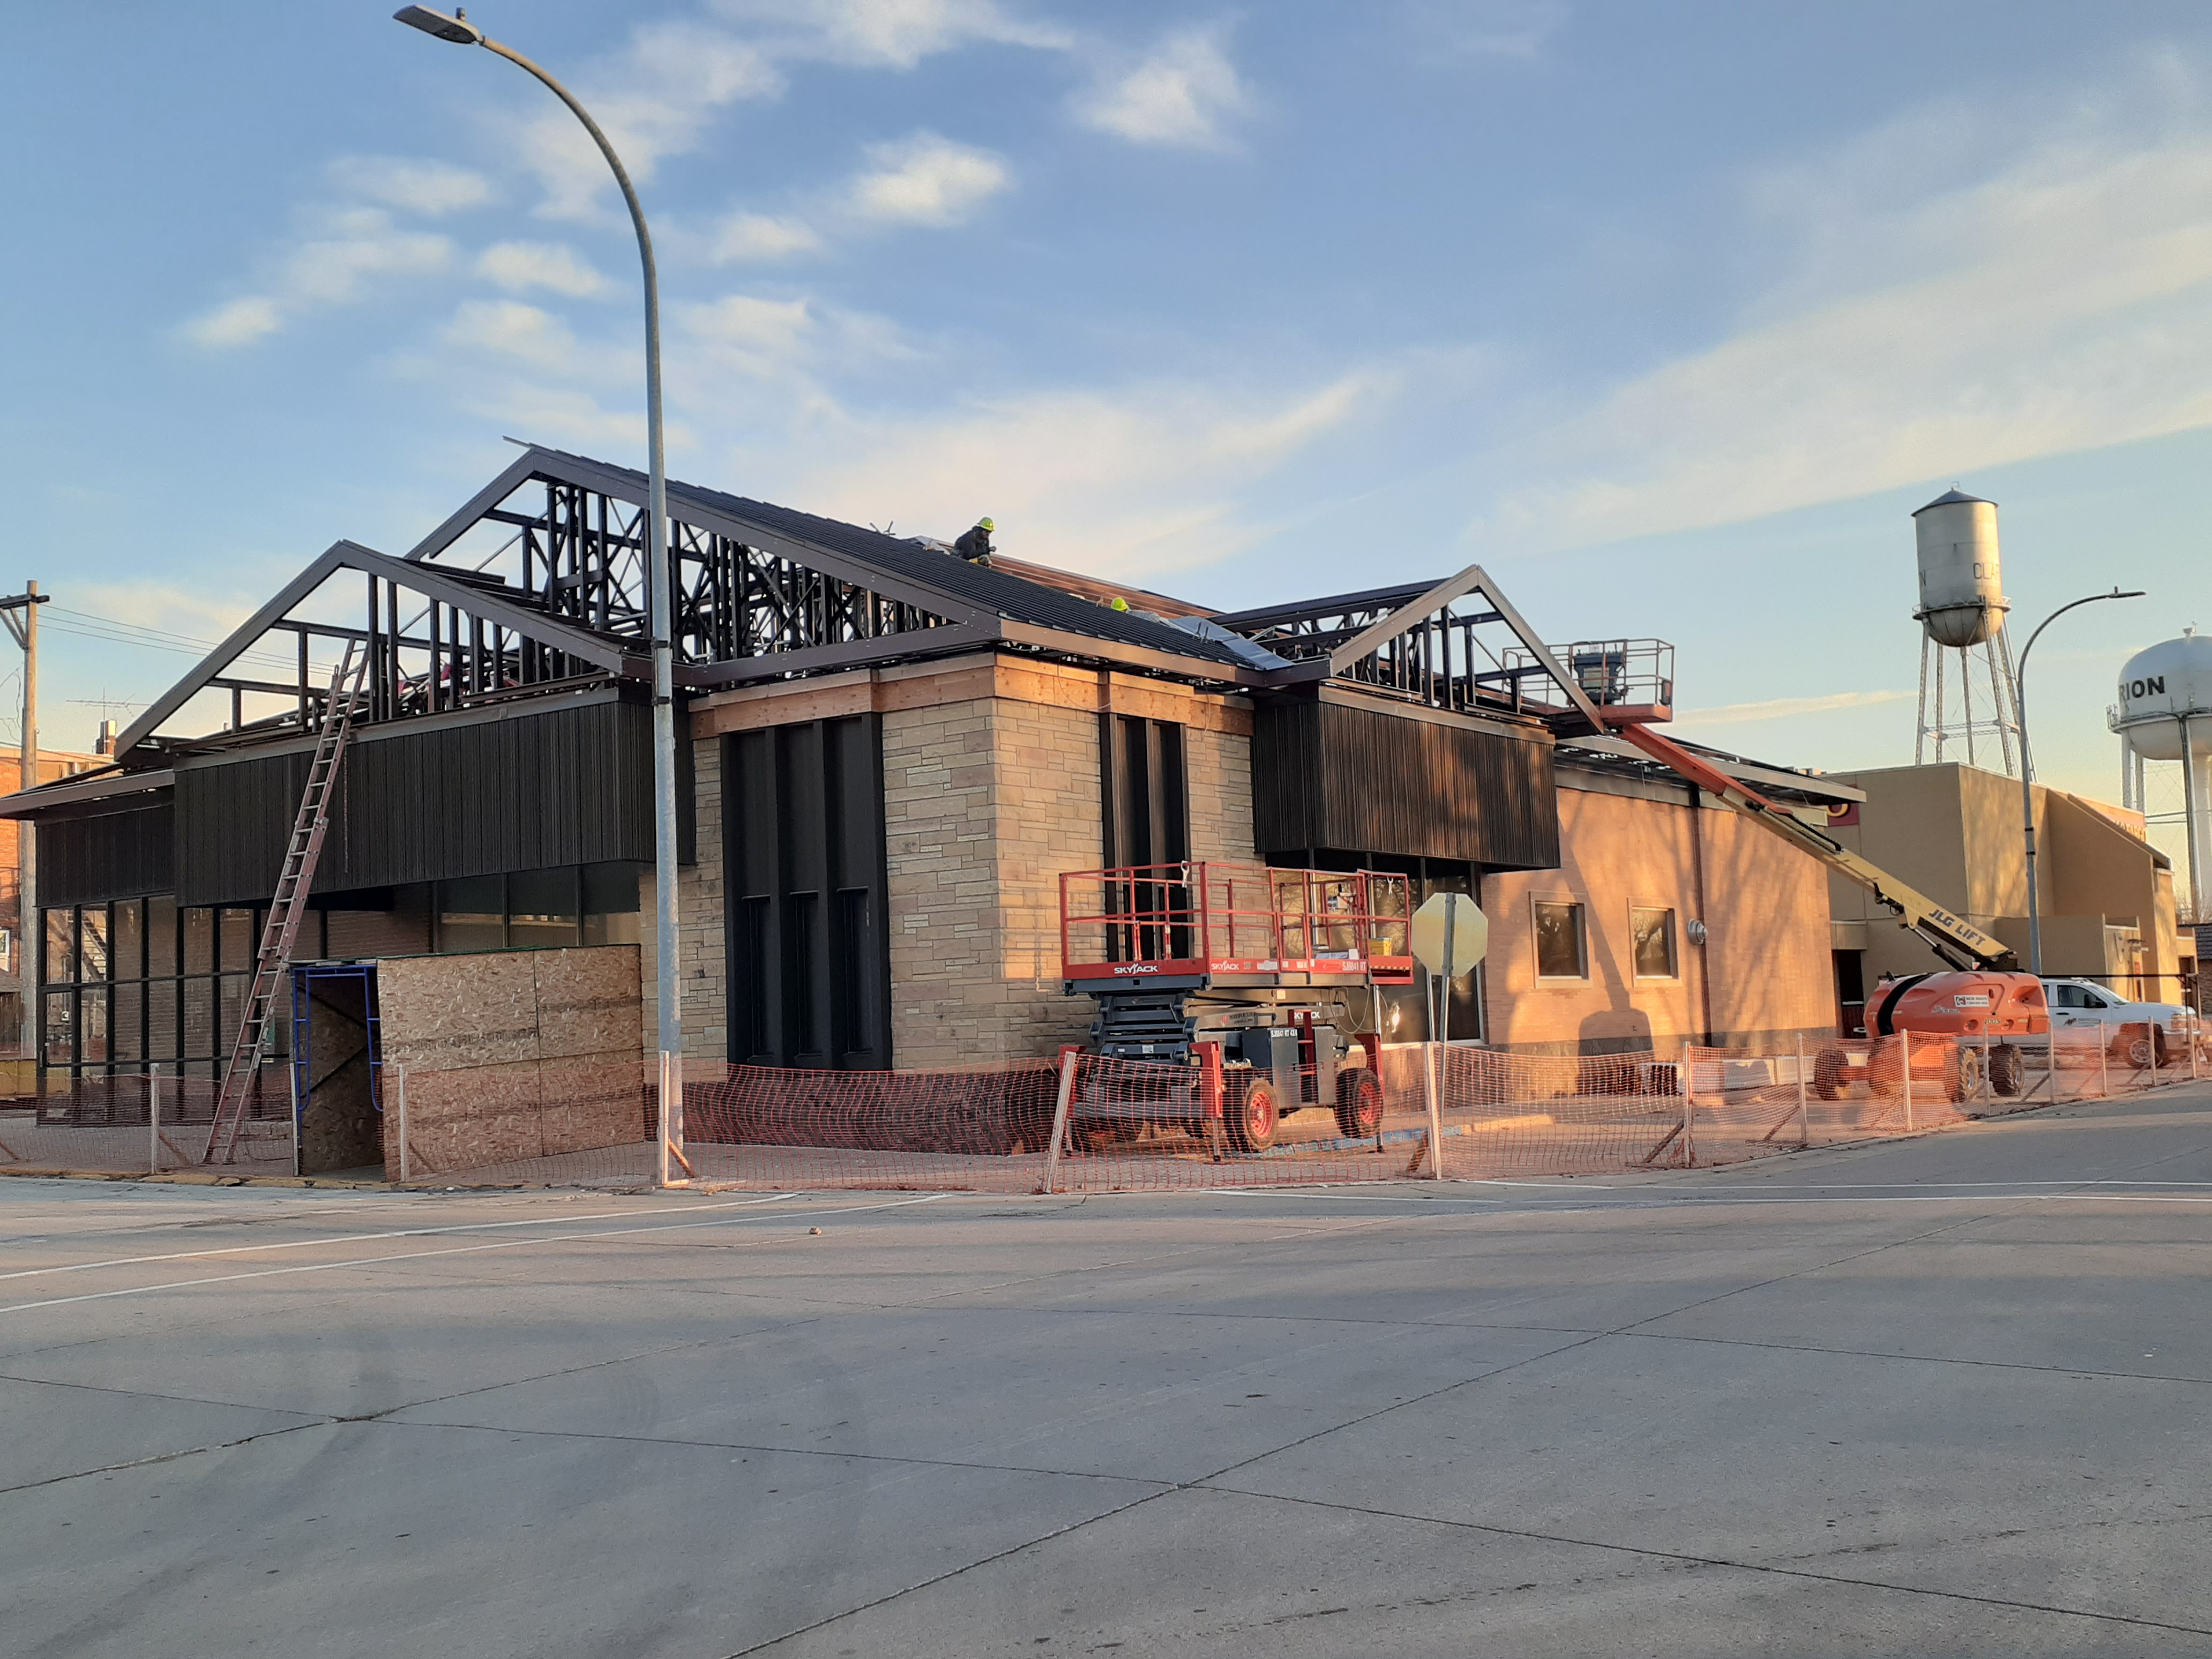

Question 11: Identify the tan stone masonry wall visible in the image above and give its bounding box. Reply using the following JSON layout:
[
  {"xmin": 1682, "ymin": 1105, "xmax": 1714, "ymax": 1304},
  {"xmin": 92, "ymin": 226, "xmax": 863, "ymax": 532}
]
[
  {"xmin": 690, "ymin": 653, "xmax": 1256, "ymax": 1068},
  {"xmin": 639, "ymin": 734, "xmax": 724, "ymax": 1065}
]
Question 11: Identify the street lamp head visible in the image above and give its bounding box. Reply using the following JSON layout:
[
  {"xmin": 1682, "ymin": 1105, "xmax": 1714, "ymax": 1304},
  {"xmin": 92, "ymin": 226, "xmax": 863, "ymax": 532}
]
[
  {"xmin": 2113, "ymin": 588, "xmax": 2147, "ymax": 600},
  {"xmin": 393, "ymin": 5, "xmax": 484, "ymax": 45}
]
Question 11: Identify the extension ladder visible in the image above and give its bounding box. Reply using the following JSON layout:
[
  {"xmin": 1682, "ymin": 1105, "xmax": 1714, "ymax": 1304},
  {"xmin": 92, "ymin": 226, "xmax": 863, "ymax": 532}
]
[{"xmin": 203, "ymin": 644, "xmax": 370, "ymax": 1164}]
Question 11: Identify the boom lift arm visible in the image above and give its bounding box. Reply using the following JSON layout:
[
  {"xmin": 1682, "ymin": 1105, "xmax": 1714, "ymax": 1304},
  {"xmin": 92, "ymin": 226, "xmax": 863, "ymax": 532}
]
[{"xmin": 1609, "ymin": 721, "xmax": 2019, "ymax": 974}]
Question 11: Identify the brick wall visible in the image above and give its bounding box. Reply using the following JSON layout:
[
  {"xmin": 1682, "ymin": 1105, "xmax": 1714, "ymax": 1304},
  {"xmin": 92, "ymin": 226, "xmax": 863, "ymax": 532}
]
[{"xmin": 1483, "ymin": 781, "xmax": 1834, "ymax": 1056}]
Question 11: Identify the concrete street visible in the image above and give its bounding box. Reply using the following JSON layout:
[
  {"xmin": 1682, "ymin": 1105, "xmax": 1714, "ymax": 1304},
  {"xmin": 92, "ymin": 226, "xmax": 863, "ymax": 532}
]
[{"xmin": 5, "ymin": 1087, "xmax": 2212, "ymax": 1656}]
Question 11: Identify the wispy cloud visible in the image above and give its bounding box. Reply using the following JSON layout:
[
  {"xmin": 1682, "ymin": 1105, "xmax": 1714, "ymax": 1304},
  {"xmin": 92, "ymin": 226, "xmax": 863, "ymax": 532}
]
[
  {"xmin": 511, "ymin": 21, "xmax": 781, "ymax": 220},
  {"xmin": 181, "ymin": 207, "xmax": 453, "ymax": 349},
  {"xmin": 847, "ymin": 133, "xmax": 1010, "ymax": 226},
  {"xmin": 707, "ymin": 0, "xmax": 1075, "ymax": 69},
  {"xmin": 710, "ymin": 212, "xmax": 824, "ymax": 263},
  {"xmin": 475, "ymin": 241, "xmax": 611, "ymax": 297},
  {"xmin": 1071, "ymin": 25, "xmax": 1253, "ymax": 151},
  {"xmin": 1404, "ymin": 0, "xmax": 1568, "ymax": 61},
  {"xmin": 1670, "ymin": 689, "xmax": 1915, "ymax": 729},
  {"xmin": 183, "ymin": 297, "xmax": 282, "ymax": 350},
  {"xmin": 1478, "ymin": 60, "xmax": 2212, "ymax": 550},
  {"xmin": 759, "ymin": 369, "xmax": 1387, "ymax": 577},
  {"xmin": 704, "ymin": 131, "xmax": 1008, "ymax": 262},
  {"xmin": 326, "ymin": 155, "xmax": 494, "ymax": 215}
]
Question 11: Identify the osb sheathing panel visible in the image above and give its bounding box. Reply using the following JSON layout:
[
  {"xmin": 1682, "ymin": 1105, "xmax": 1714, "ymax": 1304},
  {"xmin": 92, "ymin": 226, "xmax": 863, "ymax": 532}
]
[
  {"xmin": 380, "ymin": 951, "xmax": 539, "ymax": 1071},
  {"xmin": 534, "ymin": 947, "xmax": 643, "ymax": 1059},
  {"xmin": 399, "ymin": 1058, "xmax": 545, "ymax": 1170},
  {"xmin": 379, "ymin": 945, "xmax": 642, "ymax": 1172}
]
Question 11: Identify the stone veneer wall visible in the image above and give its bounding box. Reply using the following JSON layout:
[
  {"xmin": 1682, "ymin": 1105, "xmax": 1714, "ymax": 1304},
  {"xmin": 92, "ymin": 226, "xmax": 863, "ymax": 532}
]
[
  {"xmin": 378, "ymin": 944, "xmax": 644, "ymax": 1171},
  {"xmin": 638, "ymin": 734, "xmax": 724, "ymax": 1066},
  {"xmin": 689, "ymin": 654, "xmax": 1257, "ymax": 1071}
]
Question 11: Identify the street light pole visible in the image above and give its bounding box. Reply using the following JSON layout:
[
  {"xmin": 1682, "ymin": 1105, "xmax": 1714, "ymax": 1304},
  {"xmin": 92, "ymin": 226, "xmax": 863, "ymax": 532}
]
[
  {"xmin": 2014, "ymin": 587, "xmax": 2144, "ymax": 976},
  {"xmin": 396, "ymin": 8, "xmax": 683, "ymax": 1068}
]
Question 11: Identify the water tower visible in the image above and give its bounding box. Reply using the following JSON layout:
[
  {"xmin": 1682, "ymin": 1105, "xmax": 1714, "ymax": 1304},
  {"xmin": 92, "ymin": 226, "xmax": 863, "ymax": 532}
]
[
  {"xmin": 2109, "ymin": 630, "xmax": 2212, "ymax": 918},
  {"xmin": 1911, "ymin": 488, "xmax": 2021, "ymax": 772}
]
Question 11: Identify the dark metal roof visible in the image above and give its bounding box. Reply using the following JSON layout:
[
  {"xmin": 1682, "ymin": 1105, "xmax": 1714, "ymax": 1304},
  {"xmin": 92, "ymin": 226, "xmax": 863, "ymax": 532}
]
[
  {"xmin": 526, "ymin": 449, "xmax": 1248, "ymax": 670},
  {"xmin": 1209, "ymin": 579, "xmax": 1446, "ymax": 633}
]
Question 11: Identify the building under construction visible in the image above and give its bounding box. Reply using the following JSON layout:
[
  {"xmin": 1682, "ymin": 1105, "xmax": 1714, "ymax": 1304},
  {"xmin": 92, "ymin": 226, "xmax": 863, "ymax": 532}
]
[{"xmin": 1, "ymin": 447, "xmax": 1865, "ymax": 1169}]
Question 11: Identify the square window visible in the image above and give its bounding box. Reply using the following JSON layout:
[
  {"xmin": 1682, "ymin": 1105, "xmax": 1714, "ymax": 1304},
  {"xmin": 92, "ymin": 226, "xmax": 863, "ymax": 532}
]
[
  {"xmin": 508, "ymin": 867, "xmax": 580, "ymax": 950},
  {"xmin": 1534, "ymin": 900, "xmax": 1588, "ymax": 980},
  {"xmin": 1632, "ymin": 907, "xmax": 1678, "ymax": 980},
  {"xmin": 438, "ymin": 876, "xmax": 506, "ymax": 953}
]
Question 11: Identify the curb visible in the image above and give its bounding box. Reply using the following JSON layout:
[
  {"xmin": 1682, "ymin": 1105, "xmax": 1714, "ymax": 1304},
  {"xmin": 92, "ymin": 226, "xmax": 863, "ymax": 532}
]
[{"xmin": 0, "ymin": 1167, "xmax": 393, "ymax": 1191}]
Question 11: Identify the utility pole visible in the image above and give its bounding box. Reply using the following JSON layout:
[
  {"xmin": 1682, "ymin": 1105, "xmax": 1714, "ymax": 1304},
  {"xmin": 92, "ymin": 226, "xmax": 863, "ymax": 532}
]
[{"xmin": 0, "ymin": 582, "xmax": 46, "ymax": 1026}]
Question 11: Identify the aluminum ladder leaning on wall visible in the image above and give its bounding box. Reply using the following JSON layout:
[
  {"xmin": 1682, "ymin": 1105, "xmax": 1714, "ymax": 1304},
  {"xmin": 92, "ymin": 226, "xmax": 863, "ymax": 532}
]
[{"xmin": 203, "ymin": 642, "xmax": 371, "ymax": 1165}]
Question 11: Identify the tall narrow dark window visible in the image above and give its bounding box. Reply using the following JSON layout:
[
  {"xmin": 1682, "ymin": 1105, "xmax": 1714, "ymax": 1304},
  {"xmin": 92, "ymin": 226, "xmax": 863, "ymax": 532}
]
[
  {"xmin": 783, "ymin": 892, "xmax": 820, "ymax": 1058},
  {"xmin": 1101, "ymin": 715, "xmax": 1191, "ymax": 961},
  {"xmin": 724, "ymin": 714, "xmax": 892, "ymax": 1069}
]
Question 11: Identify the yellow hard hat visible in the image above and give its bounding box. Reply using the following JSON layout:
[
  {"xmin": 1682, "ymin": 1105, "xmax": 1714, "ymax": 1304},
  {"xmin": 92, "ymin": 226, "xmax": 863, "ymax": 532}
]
[
  {"xmin": 977, "ymin": 517, "xmax": 995, "ymax": 532},
  {"xmin": 1109, "ymin": 596, "xmax": 1130, "ymax": 612}
]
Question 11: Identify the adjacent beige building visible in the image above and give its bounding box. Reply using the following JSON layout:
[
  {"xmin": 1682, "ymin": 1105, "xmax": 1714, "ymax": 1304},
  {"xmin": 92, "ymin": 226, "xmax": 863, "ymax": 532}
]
[{"xmin": 1825, "ymin": 762, "xmax": 2180, "ymax": 1014}]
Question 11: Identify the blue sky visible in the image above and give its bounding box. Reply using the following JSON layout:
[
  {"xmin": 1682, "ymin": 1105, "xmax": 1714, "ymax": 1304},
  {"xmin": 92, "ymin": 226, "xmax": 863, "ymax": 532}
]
[{"xmin": 7, "ymin": 1, "xmax": 2212, "ymax": 860}]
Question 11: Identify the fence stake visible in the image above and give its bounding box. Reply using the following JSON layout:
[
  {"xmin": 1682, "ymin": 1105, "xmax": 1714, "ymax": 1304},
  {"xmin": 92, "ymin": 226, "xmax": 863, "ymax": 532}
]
[
  {"xmin": 288, "ymin": 1055, "xmax": 302, "ymax": 1178},
  {"xmin": 1425, "ymin": 1038, "xmax": 1446, "ymax": 1179},
  {"xmin": 657, "ymin": 1050, "xmax": 673, "ymax": 1188},
  {"xmin": 668, "ymin": 1050, "xmax": 693, "ymax": 1182},
  {"xmin": 2193, "ymin": 1017, "xmax": 2201, "ymax": 1083},
  {"xmin": 2100, "ymin": 1029, "xmax": 2111, "ymax": 1099},
  {"xmin": 1899, "ymin": 1029, "xmax": 1915, "ymax": 1132},
  {"xmin": 2049, "ymin": 1019, "xmax": 2059, "ymax": 1105},
  {"xmin": 1795, "ymin": 1034, "xmax": 1810, "ymax": 1146},
  {"xmin": 1679, "ymin": 1041, "xmax": 1695, "ymax": 1167},
  {"xmin": 393, "ymin": 1063, "xmax": 409, "ymax": 1184},
  {"xmin": 1039, "ymin": 1048, "xmax": 1079, "ymax": 1194},
  {"xmin": 149, "ymin": 1066, "xmax": 161, "ymax": 1176}
]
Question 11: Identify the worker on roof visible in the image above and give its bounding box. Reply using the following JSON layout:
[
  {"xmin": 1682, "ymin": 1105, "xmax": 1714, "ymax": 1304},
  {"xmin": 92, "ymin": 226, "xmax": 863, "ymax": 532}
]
[{"xmin": 952, "ymin": 517, "xmax": 995, "ymax": 564}]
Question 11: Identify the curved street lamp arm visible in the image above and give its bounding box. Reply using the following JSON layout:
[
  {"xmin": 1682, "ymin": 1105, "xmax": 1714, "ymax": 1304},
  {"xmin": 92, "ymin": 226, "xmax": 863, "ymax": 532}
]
[
  {"xmin": 2012, "ymin": 585, "xmax": 2143, "ymax": 977},
  {"xmin": 425, "ymin": 17, "xmax": 683, "ymax": 1063},
  {"xmin": 2019, "ymin": 588, "xmax": 2142, "ymax": 683}
]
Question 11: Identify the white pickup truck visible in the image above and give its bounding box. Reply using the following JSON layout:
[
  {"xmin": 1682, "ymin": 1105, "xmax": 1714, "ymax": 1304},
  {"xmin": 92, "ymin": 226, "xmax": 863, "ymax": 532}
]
[{"xmin": 2042, "ymin": 978, "xmax": 2201, "ymax": 1065}]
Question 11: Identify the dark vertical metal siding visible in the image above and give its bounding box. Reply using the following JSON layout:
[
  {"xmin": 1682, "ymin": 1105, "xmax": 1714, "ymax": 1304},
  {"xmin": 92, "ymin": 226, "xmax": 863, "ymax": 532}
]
[
  {"xmin": 175, "ymin": 698, "xmax": 673, "ymax": 907},
  {"xmin": 1099, "ymin": 713, "xmax": 1190, "ymax": 868},
  {"xmin": 1253, "ymin": 698, "xmax": 1558, "ymax": 869},
  {"xmin": 724, "ymin": 714, "xmax": 892, "ymax": 1070},
  {"xmin": 35, "ymin": 803, "xmax": 177, "ymax": 906}
]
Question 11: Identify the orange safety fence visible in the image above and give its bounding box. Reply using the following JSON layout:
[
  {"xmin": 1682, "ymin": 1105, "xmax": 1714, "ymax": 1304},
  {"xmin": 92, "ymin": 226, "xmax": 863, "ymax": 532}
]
[
  {"xmin": 0, "ymin": 1067, "xmax": 297, "ymax": 1178},
  {"xmin": 8, "ymin": 1021, "xmax": 2207, "ymax": 1190}
]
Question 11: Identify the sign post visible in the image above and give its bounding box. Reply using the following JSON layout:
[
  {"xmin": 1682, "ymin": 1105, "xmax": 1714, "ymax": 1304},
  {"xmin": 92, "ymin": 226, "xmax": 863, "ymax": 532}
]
[{"xmin": 1410, "ymin": 893, "xmax": 1488, "ymax": 1180}]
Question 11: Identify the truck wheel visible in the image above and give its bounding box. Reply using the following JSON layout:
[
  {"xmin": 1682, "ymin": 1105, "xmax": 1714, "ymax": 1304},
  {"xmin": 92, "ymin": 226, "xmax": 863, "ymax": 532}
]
[
  {"xmin": 1227, "ymin": 1079, "xmax": 1279, "ymax": 1153},
  {"xmin": 2121, "ymin": 1025, "xmax": 2164, "ymax": 1070},
  {"xmin": 1989, "ymin": 1044, "xmax": 2024, "ymax": 1097},
  {"xmin": 1334, "ymin": 1067, "xmax": 1384, "ymax": 1138},
  {"xmin": 1812, "ymin": 1048, "xmax": 1845, "ymax": 1101}
]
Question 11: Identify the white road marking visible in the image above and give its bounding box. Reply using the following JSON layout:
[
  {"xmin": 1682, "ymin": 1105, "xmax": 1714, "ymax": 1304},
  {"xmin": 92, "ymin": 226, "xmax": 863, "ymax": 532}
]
[
  {"xmin": 0, "ymin": 1193, "xmax": 800, "ymax": 1282},
  {"xmin": 0, "ymin": 1194, "xmax": 941, "ymax": 1317},
  {"xmin": 1209, "ymin": 1187, "xmax": 2212, "ymax": 1207}
]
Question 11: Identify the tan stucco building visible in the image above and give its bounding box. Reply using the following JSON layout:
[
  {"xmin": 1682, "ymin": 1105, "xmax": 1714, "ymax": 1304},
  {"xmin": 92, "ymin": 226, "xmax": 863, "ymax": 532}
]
[{"xmin": 1824, "ymin": 761, "xmax": 2180, "ymax": 1022}]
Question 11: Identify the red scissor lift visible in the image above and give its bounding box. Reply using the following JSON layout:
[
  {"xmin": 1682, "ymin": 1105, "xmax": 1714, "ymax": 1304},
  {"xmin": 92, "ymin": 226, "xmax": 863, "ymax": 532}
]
[{"xmin": 1058, "ymin": 862, "xmax": 1414, "ymax": 1153}]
